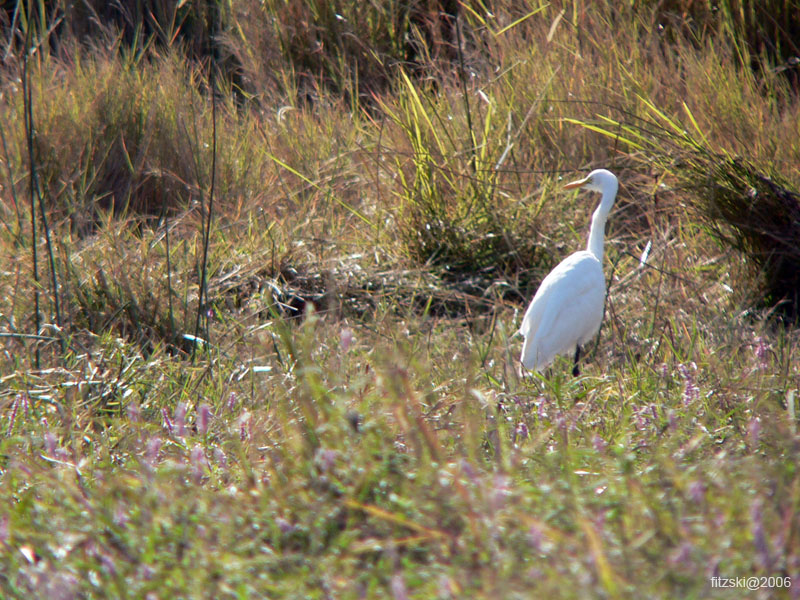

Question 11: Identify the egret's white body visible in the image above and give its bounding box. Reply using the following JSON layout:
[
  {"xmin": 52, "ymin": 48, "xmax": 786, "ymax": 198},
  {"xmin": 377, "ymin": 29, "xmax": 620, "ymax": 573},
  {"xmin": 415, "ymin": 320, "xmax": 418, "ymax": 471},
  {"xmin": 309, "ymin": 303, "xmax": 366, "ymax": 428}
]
[{"xmin": 520, "ymin": 169, "xmax": 618, "ymax": 373}]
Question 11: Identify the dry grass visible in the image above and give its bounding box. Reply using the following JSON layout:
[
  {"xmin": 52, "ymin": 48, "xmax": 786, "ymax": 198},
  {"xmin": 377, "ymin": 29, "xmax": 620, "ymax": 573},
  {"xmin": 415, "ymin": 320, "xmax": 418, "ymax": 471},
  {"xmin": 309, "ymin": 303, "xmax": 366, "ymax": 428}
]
[{"xmin": 0, "ymin": 1, "xmax": 799, "ymax": 598}]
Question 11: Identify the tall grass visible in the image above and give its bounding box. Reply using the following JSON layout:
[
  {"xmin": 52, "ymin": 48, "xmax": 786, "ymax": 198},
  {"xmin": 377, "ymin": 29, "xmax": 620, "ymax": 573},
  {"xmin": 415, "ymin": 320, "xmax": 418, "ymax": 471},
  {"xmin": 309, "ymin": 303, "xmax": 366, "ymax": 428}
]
[
  {"xmin": 0, "ymin": 1, "xmax": 799, "ymax": 598},
  {"xmin": 379, "ymin": 70, "xmax": 550, "ymax": 289},
  {"xmin": 567, "ymin": 43, "xmax": 800, "ymax": 318}
]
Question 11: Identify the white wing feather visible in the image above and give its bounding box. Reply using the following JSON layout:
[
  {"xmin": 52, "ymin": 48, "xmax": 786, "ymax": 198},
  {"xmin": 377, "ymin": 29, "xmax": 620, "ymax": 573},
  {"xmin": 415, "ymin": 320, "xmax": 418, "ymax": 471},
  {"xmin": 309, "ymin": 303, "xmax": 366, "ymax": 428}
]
[{"xmin": 520, "ymin": 251, "xmax": 605, "ymax": 371}]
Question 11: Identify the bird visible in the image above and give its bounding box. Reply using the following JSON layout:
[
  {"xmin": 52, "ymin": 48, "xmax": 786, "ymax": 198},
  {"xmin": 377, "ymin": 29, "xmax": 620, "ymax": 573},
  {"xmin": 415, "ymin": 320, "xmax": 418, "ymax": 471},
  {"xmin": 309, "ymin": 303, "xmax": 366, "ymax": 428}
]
[{"xmin": 519, "ymin": 169, "xmax": 618, "ymax": 376}]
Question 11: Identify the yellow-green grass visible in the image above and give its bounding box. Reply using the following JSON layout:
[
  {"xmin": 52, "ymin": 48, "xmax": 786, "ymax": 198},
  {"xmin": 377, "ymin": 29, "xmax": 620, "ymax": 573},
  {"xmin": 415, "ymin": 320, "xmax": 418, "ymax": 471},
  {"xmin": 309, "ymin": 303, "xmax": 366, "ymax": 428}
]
[{"xmin": 0, "ymin": 1, "xmax": 798, "ymax": 597}]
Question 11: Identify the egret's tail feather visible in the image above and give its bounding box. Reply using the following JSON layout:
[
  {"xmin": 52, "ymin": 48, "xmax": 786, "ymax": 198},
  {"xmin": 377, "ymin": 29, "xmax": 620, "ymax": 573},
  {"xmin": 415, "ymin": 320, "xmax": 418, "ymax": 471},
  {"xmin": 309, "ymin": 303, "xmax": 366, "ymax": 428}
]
[{"xmin": 520, "ymin": 336, "xmax": 541, "ymax": 371}]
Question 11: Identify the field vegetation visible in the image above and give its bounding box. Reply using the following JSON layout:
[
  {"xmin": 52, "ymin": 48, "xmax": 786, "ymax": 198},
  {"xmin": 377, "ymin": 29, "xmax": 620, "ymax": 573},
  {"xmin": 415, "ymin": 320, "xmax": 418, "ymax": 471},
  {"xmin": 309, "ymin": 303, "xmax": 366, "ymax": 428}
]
[{"xmin": 0, "ymin": 0, "xmax": 799, "ymax": 597}]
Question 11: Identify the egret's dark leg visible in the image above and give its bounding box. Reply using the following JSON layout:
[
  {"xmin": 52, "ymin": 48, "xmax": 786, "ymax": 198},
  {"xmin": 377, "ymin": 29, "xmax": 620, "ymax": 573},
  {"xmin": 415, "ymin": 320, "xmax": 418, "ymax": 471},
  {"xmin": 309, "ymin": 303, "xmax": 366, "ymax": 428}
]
[{"xmin": 572, "ymin": 345, "xmax": 581, "ymax": 377}]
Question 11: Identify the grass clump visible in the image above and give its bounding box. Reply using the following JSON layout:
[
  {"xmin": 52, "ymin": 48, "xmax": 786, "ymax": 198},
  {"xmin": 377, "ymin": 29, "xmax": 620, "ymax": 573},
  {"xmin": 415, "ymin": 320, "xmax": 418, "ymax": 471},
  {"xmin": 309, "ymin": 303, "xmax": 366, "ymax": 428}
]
[
  {"xmin": 564, "ymin": 22, "xmax": 800, "ymax": 318},
  {"xmin": 380, "ymin": 71, "xmax": 549, "ymax": 294},
  {"xmin": 573, "ymin": 67, "xmax": 800, "ymax": 318},
  {"xmin": 679, "ymin": 155, "xmax": 800, "ymax": 319},
  {"xmin": 0, "ymin": 49, "xmax": 269, "ymax": 229}
]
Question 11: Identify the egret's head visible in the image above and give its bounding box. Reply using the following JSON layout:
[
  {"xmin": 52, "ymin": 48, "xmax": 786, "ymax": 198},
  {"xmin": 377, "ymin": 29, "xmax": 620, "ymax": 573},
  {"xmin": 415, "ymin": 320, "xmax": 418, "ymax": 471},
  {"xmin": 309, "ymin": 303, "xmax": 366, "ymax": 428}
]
[{"xmin": 564, "ymin": 169, "xmax": 618, "ymax": 196}]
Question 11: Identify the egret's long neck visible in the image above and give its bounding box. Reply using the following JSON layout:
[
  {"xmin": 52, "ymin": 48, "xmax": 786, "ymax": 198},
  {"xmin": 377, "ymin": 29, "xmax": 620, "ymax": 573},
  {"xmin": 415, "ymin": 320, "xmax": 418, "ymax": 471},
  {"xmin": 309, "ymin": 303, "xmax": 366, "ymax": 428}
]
[{"xmin": 586, "ymin": 187, "xmax": 616, "ymax": 260}]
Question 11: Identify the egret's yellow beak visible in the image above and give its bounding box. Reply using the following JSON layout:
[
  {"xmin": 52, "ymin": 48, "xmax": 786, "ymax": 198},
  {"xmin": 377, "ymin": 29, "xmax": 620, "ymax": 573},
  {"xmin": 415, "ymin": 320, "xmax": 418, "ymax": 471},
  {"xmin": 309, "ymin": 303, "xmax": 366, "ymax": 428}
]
[{"xmin": 564, "ymin": 176, "xmax": 590, "ymax": 190}]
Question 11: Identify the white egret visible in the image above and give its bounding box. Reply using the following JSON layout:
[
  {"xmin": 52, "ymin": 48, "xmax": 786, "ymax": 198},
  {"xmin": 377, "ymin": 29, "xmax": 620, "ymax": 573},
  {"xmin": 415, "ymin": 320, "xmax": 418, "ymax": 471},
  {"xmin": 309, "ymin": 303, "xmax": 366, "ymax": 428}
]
[{"xmin": 519, "ymin": 169, "xmax": 618, "ymax": 375}]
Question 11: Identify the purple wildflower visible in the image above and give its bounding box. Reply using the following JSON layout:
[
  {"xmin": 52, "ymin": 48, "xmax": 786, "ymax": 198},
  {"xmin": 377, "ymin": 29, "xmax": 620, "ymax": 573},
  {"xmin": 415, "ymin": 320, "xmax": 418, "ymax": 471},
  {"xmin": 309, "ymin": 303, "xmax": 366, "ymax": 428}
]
[
  {"xmin": 174, "ymin": 402, "xmax": 187, "ymax": 438},
  {"xmin": 754, "ymin": 336, "xmax": 769, "ymax": 370},
  {"xmin": 528, "ymin": 523, "xmax": 544, "ymax": 552},
  {"xmin": 536, "ymin": 398, "xmax": 548, "ymax": 421},
  {"xmin": 6, "ymin": 395, "xmax": 19, "ymax": 435},
  {"xmin": 45, "ymin": 571, "xmax": 79, "ymax": 600},
  {"xmin": 161, "ymin": 408, "xmax": 173, "ymax": 435},
  {"xmin": 227, "ymin": 392, "xmax": 237, "ymax": 412},
  {"xmin": 688, "ymin": 480, "xmax": 705, "ymax": 504},
  {"xmin": 276, "ymin": 517, "xmax": 294, "ymax": 534},
  {"xmin": 668, "ymin": 541, "xmax": 694, "ymax": 567},
  {"xmin": 515, "ymin": 422, "xmax": 529, "ymax": 441},
  {"xmin": 633, "ymin": 406, "xmax": 650, "ymax": 431},
  {"xmin": 678, "ymin": 362, "xmax": 700, "ymax": 405},
  {"xmin": 390, "ymin": 574, "xmax": 409, "ymax": 600},
  {"xmin": 340, "ymin": 328, "xmax": 354, "ymax": 352},
  {"xmin": 707, "ymin": 556, "xmax": 721, "ymax": 580},
  {"xmin": 490, "ymin": 474, "xmax": 511, "ymax": 512},
  {"xmin": 238, "ymin": 411, "xmax": 251, "ymax": 441},
  {"xmin": 555, "ymin": 413, "xmax": 567, "ymax": 433},
  {"xmin": 213, "ymin": 446, "xmax": 228, "ymax": 470},
  {"xmin": 748, "ymin": 417, "xmax": 761, "ymax": 448},
  {"xmin": 190, "ymin": 445, "xmax": 207, "ymax": 482},
  {"xmin": 146, "ymin": 437, "xmax": 163, "ymax": 465},
  {"xmin": 666, "ymin": 409, "xmax": 678, "ymax": 430},
  {"xmin": 789, "ymin": 555, "xmax": 800, "ymax": 600},
  {"xmin": 592, "ymin": 434, "xmax": 607, "ymax": 453},
  {"xmin": 594, "ymin": 509, "xmax": 607, "ymax": 531},
  {"xmin": 44, "ymin": 432, "xmax": 57, "ymax": 456},
  {"xmin": 438, "ymin": 575, "xmax": 457, "ymax": 598},
  {"xmin": 197, "ymin": 403, "xmax": 212, "ymax": 436},
  {"xmin": 113, "ymin": 503, "xmax": 129, "ymax": 528},
  {"xmin": 126, "ymin": 402, "xmax": 140, "ymax": 423},
  {"xmin": 99, "ymin": 551, "xmax": 118, "ymax": 575},
  {"xmin": 751, "ymin": 498, "xmax": 772, "ymax": 570},
  {"xmin": 460, "ymin": 459, "xmax": 479, "ymax": 484},
  {"xmin": 0, "ymin": 514, "xmax": 8, "ymax": 544},
  {"xmin": 315, "ymin": 448, "xmax": 338, "ymax": 473}
]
